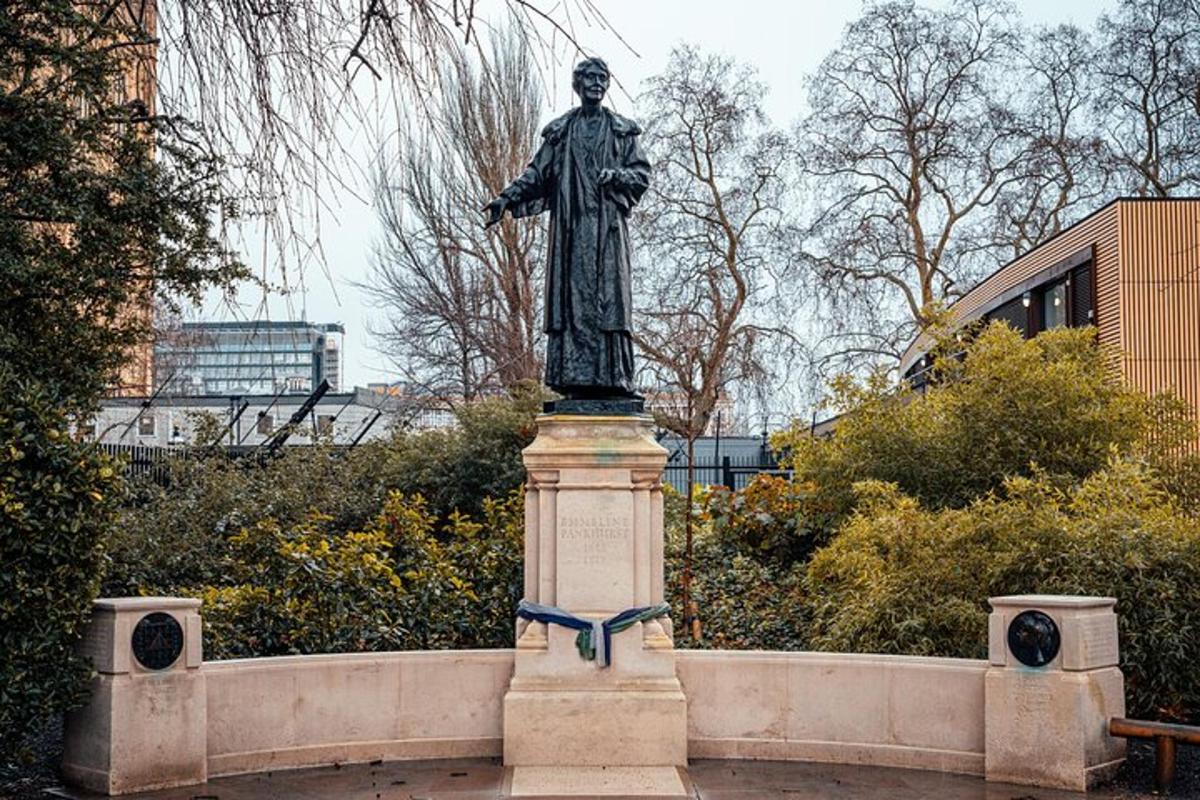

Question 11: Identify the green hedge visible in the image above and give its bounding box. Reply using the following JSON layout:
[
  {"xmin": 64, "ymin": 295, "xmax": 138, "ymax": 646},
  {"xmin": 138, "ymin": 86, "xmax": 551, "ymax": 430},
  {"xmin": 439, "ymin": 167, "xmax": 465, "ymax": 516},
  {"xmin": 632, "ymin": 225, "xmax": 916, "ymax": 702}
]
[
  {"xmin": 103, "ymin": 389, "xmax": 539, "ymax": 597},
  {"xmin": 197, "ymin": 491, "xmax": 523, "ymax": 658},
  {"xmin": 0, "ymin": 375, "xmax": 121, "ymax": 762},
  {"xmin": 664, "ymin": 485, "xmax": 809, "ymax": 651},
  {"xmin": 706, "ymin": 473, "xmax": 838, "ymax": 565}
]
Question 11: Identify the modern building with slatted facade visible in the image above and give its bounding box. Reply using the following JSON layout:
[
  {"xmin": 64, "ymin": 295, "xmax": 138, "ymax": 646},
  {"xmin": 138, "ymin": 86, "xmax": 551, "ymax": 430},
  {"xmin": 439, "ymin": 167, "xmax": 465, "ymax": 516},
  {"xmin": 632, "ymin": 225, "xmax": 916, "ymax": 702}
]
[{"xmin": 900, "ymin": 198, "xmax": 1200, "ymax": 437}]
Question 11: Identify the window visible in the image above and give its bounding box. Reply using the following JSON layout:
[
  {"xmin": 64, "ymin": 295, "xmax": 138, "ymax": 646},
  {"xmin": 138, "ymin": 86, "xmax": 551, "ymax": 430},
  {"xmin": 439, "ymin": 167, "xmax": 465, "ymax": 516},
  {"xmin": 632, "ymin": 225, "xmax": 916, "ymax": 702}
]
[
  {"xmin": 1042, "ymin": 279, "xmax": 1068, "ymax": 330},
  {"xmin": 1070, "ymin": 263, "xmax": 1094, "ymax": 327},
  {"xmin": 257, "ymin": 413, "xmax": 274, "ymax": 436},
  {"xmin": 904, "ymin": 356, "xmax": 933, "ymax": 391},
  {"xmin": 987, "ymin": 297, "xmax": 1028, "ymax": 336},
  {"xmin": 137, "ymin": 414, "xmax": 156, "ymax": 436}
]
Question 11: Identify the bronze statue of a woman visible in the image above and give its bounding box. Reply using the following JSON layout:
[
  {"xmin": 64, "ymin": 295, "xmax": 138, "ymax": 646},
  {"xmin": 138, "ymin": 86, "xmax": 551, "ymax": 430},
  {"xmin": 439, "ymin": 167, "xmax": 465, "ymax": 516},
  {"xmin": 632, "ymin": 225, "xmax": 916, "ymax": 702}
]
[{"xmin": 484, "ymin": 57, "xmax": 651, "ymax": 412}]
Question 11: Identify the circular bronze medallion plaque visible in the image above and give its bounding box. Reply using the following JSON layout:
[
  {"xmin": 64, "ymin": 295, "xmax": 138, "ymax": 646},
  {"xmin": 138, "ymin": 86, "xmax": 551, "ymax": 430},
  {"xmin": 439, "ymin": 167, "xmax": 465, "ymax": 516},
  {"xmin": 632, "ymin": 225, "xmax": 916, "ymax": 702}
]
[
  {"xmin": 1007, "ymin": 610, "xmax": 1060, "ymax": 668},
  {"xmin": 131, "ymin": 612, "xmax": 184, "ymax": 671}
]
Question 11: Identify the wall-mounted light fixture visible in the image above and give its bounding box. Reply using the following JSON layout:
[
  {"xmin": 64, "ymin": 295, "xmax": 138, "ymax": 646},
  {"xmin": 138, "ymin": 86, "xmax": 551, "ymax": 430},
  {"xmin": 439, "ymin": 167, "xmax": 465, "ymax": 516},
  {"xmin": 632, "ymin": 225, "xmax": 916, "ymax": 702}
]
[{"xmin": 1021, "ymin": 291, "xmax": 1032, "ymax": 308}]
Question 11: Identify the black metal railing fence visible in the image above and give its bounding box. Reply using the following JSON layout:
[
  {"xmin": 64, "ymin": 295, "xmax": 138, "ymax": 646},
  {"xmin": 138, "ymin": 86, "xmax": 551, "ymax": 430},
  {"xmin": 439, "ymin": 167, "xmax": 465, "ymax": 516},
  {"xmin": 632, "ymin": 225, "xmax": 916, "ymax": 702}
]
[
  {"xmin": 101, "ymin": 443, "xmax": 791, "ymax": 495},
  {"xmin": 663, "ymin": 453, "xmax": 790, "ymax": 494}
]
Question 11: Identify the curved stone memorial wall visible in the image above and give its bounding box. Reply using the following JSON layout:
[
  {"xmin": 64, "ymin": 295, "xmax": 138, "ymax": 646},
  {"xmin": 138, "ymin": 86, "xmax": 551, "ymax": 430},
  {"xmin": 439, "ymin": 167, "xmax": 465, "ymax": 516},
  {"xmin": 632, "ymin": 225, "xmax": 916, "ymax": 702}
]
[
  {"xmin": 676, "ymin": 650, "xmax": 988, "ymax": 775},
  {"xmin": 62, "ymin": 407, "xmax": 1126, "ymax": 796},
  {"xmin": 201, "ymin": 649, "xmax": 988, "ymax": 780},
  {"xmin": 64, "ymin": 595, "xmax": 1123, "ymax": 795},
  {"xmin": 204, "ymin": 650, "xmax": 514, "ymax": 776}
]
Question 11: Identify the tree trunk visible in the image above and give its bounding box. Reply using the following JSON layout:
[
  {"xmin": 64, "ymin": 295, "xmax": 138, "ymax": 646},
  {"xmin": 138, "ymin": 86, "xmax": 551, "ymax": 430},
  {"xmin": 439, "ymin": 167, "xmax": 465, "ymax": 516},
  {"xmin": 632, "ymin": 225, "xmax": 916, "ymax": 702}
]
[{"xmin": 683, "ymin": 433, "xmax": 695, "ymax": 641}]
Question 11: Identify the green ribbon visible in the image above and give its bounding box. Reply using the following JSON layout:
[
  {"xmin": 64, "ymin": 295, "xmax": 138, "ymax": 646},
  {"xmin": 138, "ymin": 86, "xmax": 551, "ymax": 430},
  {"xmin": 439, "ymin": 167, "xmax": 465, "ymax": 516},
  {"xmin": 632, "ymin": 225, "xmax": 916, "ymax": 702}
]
[{"xmin": 517, "ymin": 599, "xmax": 672, "ymax": 667}]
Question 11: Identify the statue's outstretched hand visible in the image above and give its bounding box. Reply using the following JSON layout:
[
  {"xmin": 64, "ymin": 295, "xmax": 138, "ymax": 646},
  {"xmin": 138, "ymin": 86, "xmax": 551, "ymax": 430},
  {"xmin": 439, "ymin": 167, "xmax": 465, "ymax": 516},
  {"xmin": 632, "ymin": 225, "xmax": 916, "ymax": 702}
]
[
  {"xmin": 482, "ymin": 197, "xmax": 508, "ymax": 229},
  {"xmin": 598, "ymin": 169, "xmax": 621, "ymax": 188}
]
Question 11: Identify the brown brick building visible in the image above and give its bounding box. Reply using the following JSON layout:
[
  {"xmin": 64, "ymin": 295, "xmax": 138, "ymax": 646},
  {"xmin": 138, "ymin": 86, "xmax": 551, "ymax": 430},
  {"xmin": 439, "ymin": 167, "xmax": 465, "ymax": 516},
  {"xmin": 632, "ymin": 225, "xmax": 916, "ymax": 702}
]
[{"xmin": 111, "ymin": 0, "xmax": 159, "ymax": 396}]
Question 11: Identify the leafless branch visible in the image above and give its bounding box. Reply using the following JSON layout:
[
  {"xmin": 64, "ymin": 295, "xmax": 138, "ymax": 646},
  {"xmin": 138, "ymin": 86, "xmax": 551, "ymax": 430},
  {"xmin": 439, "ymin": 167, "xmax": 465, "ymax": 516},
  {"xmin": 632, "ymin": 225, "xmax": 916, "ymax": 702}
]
[
  {"xmin": 634, "ymin": 45, "xmax": 798, "ymax": 440},
  {"xmin": 361, "ymin": 26, "xmax": 543, "ymax": 399}
]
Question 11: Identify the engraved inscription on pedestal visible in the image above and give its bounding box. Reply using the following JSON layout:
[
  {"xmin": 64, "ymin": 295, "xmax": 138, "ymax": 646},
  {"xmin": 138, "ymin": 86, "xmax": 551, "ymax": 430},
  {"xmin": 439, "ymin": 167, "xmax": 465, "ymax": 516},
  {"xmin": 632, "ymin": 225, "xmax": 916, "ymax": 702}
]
[
  {"xmin": 556, "ymin": 491, "xmax": 634, "ymax": 612},
  {"xmin": 79, "ymin": 619, "xmax": 111, "ymax": 671},
  {"xmin": 1069, "ymin": 614, "xmax": 1119, "ymax": 670},
  {"xmin": 1013, "ymin": 677, "xmax": 1053, "ymax": 719}
]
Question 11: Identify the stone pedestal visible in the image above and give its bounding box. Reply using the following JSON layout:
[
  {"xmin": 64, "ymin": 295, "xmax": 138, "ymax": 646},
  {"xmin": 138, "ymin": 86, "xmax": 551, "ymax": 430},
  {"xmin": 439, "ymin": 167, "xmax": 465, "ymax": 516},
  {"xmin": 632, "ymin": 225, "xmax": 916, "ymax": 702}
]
[
  {"xmin": 984, "ymin": 595, "xmax": 1126, "ymax": 791},
  {"xmin": 63, "ymin": 598, "xmax": 206, "ymax": 796},
  {"xmin": 503, "ymin": 414, "xmax": 688, "ymax": 798}
]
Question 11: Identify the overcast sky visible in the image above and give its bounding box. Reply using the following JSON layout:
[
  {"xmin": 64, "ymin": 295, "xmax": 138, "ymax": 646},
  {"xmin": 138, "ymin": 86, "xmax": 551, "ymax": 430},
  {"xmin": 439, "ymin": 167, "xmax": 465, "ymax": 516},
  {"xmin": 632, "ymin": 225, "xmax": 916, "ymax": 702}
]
[{"xmin": 196, "ymin": 0, "xmax": 1111, "ymax": 392}]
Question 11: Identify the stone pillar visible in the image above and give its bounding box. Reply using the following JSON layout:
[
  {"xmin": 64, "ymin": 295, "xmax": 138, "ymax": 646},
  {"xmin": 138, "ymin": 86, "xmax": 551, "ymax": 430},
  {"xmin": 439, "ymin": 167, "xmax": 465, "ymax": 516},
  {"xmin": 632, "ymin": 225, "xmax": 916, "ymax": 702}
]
[
  {"xmin": 63, "ymin": 597, "xmax": 206, "ymax": 796},
  {"xmin": 984, "ymin": 595, "xmax": 1125, "ymax": 791},
  {"xmin": 504, "ymin": 414, "xmax": 688, "ymax": 798}
]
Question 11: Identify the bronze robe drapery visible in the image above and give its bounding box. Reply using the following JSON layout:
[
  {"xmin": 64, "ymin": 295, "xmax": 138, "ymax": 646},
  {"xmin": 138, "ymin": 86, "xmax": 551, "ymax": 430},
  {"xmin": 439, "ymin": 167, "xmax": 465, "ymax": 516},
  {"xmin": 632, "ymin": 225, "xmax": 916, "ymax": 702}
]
[{"xmin": 501, "ymin": 107, "xmax": 651, "ymax": 396}]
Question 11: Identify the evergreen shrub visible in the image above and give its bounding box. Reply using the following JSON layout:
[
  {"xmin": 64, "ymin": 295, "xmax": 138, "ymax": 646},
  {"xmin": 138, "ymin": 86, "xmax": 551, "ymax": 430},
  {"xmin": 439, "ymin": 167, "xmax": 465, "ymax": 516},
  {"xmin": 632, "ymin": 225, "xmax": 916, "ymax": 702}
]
[
  {"xmin": 199, "ymin": 490, "xmax": 524, "ymax": 659},
  {"xmin": 775, "ymin": 324, "xmax": 1194, "ymax": 517},
  {"xmin": 0, "ymin": 375, "xmax": 121, "ymax": 761}
]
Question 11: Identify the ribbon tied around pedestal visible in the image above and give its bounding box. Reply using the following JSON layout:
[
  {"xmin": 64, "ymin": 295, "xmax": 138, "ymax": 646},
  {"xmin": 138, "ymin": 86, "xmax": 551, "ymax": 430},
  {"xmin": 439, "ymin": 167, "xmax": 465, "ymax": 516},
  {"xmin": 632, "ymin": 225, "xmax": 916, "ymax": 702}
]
[{"xmin": 516, "ymin": 599, "xmax": 671, "ymax": 668}]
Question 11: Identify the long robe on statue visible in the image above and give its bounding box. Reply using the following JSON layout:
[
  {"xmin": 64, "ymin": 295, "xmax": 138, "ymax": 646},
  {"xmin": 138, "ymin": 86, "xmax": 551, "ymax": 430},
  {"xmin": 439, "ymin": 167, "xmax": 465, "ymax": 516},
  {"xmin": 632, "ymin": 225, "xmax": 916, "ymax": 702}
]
[{"xmin": 501, "ymin": 107, "xmax": 651, "ymax": 396}]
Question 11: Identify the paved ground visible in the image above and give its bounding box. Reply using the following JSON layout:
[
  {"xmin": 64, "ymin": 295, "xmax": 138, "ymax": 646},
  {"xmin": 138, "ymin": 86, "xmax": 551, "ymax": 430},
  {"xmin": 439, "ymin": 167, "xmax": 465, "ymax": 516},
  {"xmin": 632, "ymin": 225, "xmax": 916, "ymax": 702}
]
[
  {"xmin": 16, "ymin": 725, "xmax": 1191, "ymax": 799},
  {"xmin": 41, "ymin": 757, "xmax": 1144, "ymax": 800}
]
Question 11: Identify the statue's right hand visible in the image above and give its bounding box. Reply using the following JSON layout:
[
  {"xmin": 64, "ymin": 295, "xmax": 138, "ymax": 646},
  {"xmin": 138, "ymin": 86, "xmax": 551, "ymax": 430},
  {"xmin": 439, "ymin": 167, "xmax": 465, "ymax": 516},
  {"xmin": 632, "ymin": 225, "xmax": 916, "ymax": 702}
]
[{"xmin": 482, "ymin": 197, "xmax": 508, "ymax": 229}]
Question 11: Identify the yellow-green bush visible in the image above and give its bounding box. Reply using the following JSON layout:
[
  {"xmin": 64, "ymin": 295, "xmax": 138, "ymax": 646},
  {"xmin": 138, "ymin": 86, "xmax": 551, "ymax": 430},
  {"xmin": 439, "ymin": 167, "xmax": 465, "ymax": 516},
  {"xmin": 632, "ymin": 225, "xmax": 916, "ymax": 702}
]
[
  {"xmin": 198, "ymin": 507, "xmax": 415, "ymax": 658},
  {"xmin": 776, "ymin": 324, "xmax": 1195, "ymax": 518},
  {"xmin": 441, "ymin": 494, "xmax": 526, "ymax": 647},
  {"xmin": 804, "ymin": 461, "xmax": 1200, "ymax": 720}
]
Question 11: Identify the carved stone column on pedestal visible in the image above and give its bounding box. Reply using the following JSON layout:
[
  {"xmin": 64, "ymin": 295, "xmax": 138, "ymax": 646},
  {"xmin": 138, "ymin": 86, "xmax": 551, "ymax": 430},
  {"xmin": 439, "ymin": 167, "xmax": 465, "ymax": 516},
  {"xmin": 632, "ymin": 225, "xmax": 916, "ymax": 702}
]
[{"xmin": 503, "ymin": 414, "xmax": 689, "ymax": 798}]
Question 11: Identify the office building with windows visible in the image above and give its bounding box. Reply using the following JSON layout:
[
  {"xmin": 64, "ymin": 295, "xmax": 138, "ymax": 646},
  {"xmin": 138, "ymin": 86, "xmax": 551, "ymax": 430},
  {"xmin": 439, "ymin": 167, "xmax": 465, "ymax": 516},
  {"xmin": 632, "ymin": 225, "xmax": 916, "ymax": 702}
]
[
  {"xmin": 900, "ymin": 198, "xmax": 1200, "ymax": 443},
  {"xmin": 155, "ymin": 321, "xmax": 345, "ymax": 396}
]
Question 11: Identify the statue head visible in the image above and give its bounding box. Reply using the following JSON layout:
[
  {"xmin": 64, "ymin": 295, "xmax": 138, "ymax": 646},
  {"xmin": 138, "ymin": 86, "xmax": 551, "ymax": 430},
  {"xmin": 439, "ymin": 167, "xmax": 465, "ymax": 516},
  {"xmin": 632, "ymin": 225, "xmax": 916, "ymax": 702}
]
[{"xmin": 572, "ymin": 57, "xmax": 610, "ymax": 105}]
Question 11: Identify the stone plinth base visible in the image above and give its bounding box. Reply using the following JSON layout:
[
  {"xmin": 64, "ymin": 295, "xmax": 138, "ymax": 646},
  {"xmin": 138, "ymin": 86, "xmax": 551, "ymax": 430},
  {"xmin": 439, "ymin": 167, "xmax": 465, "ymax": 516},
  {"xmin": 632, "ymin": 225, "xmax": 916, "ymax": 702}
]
[
  {"xmin": 504, "ymin": 413, "xmax": 686, "ymax": 789},
  {"xmin": 508, "ymin": 766, "xmax": 690, "ymax": 798},
  {"xmin": 63, "ymin": 598, "xmax": 206, "ymax": 795},
  {"xmin": 503, "ymin": 685, "xmax": 687, "ymax": 767},
  {"xmin": 984, "ymin": 596, "xmax": 1126, "ymax": 792},
  {"xmin": 984, "ymin": 666, "xmax": 1125, "ymax": 790}
]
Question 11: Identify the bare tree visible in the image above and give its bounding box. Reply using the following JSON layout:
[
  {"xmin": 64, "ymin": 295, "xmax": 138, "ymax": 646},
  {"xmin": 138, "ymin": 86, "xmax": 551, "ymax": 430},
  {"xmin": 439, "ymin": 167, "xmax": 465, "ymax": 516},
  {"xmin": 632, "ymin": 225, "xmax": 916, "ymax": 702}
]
[
  {"xmin": 364, "ymin": 28, "xmax": 544, "ymax": 399},
  {"xmin": 992, "ymin": 25, "xmax": 1111, "ymax": 256},
  {"xmin": 1094, "ymin": 0, "xmax": 1200, "ymax": 196},
  {"xmin": 79, "ymin": 0, "xmax": 627, "ymax": 317},
  {"xmin": 797, "ymin": 0, "xmax": 1200, "ymax": 383},
  {"xmin": 796, "ymin": 0, "xmax": 1032, "ymax": 372},
  {"xmin": 634, "ymin": 46, "xmax": 794, "ymax": 638}
]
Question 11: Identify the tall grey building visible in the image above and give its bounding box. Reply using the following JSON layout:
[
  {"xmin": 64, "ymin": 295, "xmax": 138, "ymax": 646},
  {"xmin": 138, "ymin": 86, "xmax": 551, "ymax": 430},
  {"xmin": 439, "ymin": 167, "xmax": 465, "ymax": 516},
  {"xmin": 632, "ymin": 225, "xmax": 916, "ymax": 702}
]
[{"xmin": 155, "ymin": 321, "xmax": 345, "ymax": 396}]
